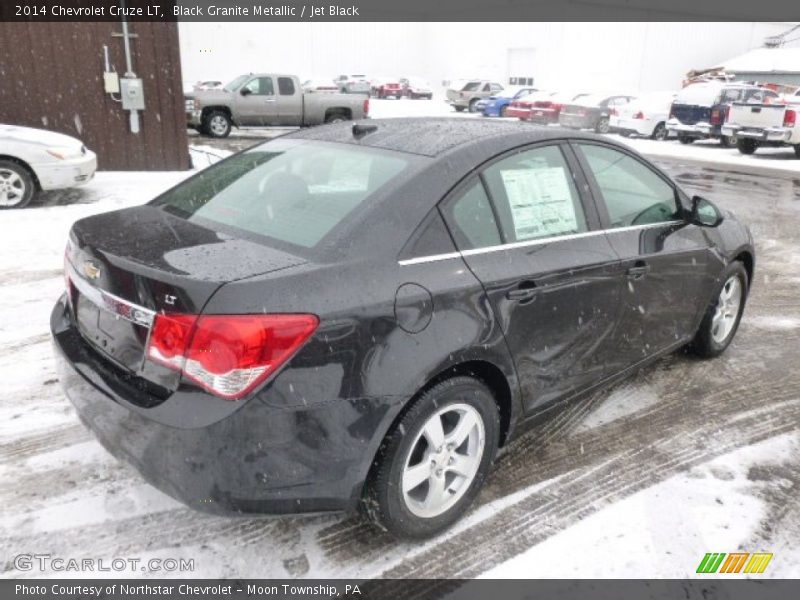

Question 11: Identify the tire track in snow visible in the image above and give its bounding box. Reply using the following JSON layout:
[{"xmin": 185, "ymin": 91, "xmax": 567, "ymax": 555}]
[{"xmin": 316, "ymin": 359, "xmax": 800, "ymax": 570}]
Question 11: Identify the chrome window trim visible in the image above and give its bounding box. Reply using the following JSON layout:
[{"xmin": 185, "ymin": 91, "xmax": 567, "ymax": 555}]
[
  {"xmin": 67, "ymin": 261, "xmax": 156, "ymax": 328},
  {"xmin": 398, "ymin": 220, "xmax": 684, "ymax": 266}
]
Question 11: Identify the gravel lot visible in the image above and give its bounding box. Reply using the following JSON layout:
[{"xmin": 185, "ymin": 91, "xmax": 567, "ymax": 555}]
[{"xmin": 1, "ymin": 107, "xmax": 798, "ymax": 579}]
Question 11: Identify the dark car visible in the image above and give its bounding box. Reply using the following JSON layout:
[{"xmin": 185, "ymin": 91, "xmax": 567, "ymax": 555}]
[
  {"xmin": 667, "ymin": 82, "xmax": 779, "ymax": 146},
  {"xmin": 52, "ymin": 118, "xmax": 754, "ymax": 539},
  {"xmin": 558, "ymin": 93, "xmax": 635, "ymax": 133}
]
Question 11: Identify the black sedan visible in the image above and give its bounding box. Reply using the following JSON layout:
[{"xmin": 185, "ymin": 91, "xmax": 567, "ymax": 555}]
[
  {"xmin": 52, "ymin": 118, "xmax": 754, "ymax": 539},
  {"xmin": 559, "ymin": 93, "xmax": 635, "ymax": 133}
]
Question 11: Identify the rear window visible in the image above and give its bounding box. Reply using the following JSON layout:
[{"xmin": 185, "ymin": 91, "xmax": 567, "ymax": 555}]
[
  {"xmin": 152, "ymin": 140, "xmax": 408, "ymax": 249},
  {"xmin": 462, "ymin": 81, "xmax": 481, "ymax": 91},
  {"xmin": 675, "ymin": 84, "xmax": 723, "ymax": 106},
  {"xmin": 278, "ymin": 77, "xmax": 295, "ymax": 95}
]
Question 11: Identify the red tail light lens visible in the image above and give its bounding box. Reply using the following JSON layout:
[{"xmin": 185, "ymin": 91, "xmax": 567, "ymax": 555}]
[
  {"xmin": 633, "ymin": 111, "xmax": 645, "ymax": 119},
  {"xmin": 363, "ymin": 97, "xmax": 369, "ymax": 115},
  {"xmin": 147, "ymin": 313, "xmax": 319, "ymax": 400},
  {"xmin": 784, "ymin": 109, "xmax": 796, "ymax": 127},
  {"xmin": 710, "ymin": 109, "xmax": 721, "ymax": 125}
]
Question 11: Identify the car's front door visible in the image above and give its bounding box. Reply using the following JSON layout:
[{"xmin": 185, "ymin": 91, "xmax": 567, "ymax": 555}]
[
  {"xmin": 235, "ymin": 76, "xmax": 279, "ymax": 126},
  {"xmin": 571, "ymin": 141, "xmax": 714, "ymax": 373},
  {"xmin": 440, "ymin": 143, "xmax": 622, "ymax": 414}
]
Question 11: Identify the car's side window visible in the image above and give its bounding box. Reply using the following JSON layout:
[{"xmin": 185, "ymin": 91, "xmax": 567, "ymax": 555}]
[
  {"xmin": 442, "ymin": 181, "xmax": 502, "ymax": 250},
  {"xmin": 481, "ymin": 145, "xmax": 588, "ymax": 243},
  {"xmin": 244, "ymin": 77, "xmax": 274, "ymax": 96},
  {"xmin": 576, "ymin": 143, "xmax": 679, "ymax": 228},
  {"xmin": 278, "ymin": 77, "xmax": 295, "ymax": 96}
]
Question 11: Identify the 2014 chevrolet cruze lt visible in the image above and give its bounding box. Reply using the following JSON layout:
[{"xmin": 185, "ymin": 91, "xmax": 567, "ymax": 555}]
[{"xmin": 52, "ymin": 118, "xmax": 754, "ymax": 538}]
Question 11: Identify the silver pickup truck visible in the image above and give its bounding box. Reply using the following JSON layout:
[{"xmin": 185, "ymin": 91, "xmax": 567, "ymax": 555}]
[
  {"xmin": 187, "ymin": 73, "xmax": 369, "ymax": 138},
  {"xmin": 722, "ymin": 100, "xmax": 800, "ymax": 157}
]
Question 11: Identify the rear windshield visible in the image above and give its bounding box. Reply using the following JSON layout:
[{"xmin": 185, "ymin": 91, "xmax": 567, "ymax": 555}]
[
  {"xmin": 152, "ymin": 140, "xmax": 409, "ymax": 249},
  {"xmin": 462, "ymin": 81, "xmax": 481, "ymax": 91},
  {"xmin": 674, "ymin": 84, "xmax": 723, "ymax": 106}
]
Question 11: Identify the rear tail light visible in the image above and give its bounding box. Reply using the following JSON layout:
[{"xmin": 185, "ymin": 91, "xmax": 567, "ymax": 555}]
[
  {"xmin": 710, "ymin": 108, "xmax": 722, "ymax": 125},
  {"xmin": 609, "ymin": 108, "xmax": 617, "ymax": 117},
  {"xmin": 784, "ymin": 109, "xmax": 796, "ymax": 127},
  {"xmin": 363, "ymin": 97, "xmax": 369, "ymax": 115},
  {"xmin": 633, "ymin": 111, "xmax": 645, "ymax": 119},
  {"xmin": 147, "ymin": 313, "xmax": 319, "ymax": 400}
]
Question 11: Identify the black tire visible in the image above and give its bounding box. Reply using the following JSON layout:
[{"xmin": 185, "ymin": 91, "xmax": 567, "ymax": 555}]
[
  {"xmin": 325, "ymin": 111, "xmax": 348, "ymax": 124},
  {"xmin": 363, "ymin": 376, "xmax": 500, "ymax": 539},
  {"xmin": 454, "ymin": 106, "xmax": 465, "ymax": 113},
  {"xmin": 737, "ymin": 139, "xmax": 758, "ymax": 155},
  {"xmin": 688, "ymin": 261, "xmax": 749, "ymax": 359},
  {"xmin": 203, "ymin": 110, "xmax": 232, "ymax": 138},
  {"xmin": 720, "ymin": 134, "xmax": 737, "ymax": 148},
  {"xmin": 651, "ymin": 122, "xmax": 668, "ymax": 141},
  {"xmin": 468, "ymin": 99, "xmax": 479, "ymax": 113},
  {"xmin": 678, "ymin": 134, "xmax": 695, "ymax": 145},
  {"xmin": 0, "ymin": 159, "xmax": 35, "ymax": 209},
  {"xmin": 794, "ymin": 144, "xmax": 800, "ymax": 158},
  {"xmin": 595, "ymin": 117, "xmax": 610, "ymax": 134}
]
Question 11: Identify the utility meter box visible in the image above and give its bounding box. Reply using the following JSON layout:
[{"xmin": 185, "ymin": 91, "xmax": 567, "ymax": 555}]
[
  {"xmin": 120, "ymin": 78, "xmax": 145, "ymax": 111},
  {"xmin": 103, "ymin": 72, "xmax": 120, "ymax": 94}
]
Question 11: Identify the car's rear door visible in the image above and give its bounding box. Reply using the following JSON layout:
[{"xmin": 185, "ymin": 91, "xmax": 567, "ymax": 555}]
[
  {"xmin": 440, "ymin": 142, "xmax": 622, "ymax": 414},
  {"xmin": 275, "ymin": 76, "xmax": 302, "ymax": 125},
  {"xmin": 571, "ymin": 141, "xmax": 714, "ymax": 373}
]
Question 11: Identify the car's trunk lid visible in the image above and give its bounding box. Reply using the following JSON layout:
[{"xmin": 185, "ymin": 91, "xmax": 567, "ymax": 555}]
[{"xmin": 66, "ymin": 205, "xmax": 307, "ymax": 389}]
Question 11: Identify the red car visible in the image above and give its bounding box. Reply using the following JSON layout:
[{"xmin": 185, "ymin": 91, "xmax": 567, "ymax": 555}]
[
  {"xmin": 375, "ymin": 81, "xmax": 404, "ymax": 99},
  {"xmin": 506, "ymin": 91, "xmax": 557, "ymax": 120},
  {"xmin": 527, "ymin": 92, "xmax": 590, "ymax": 124}
]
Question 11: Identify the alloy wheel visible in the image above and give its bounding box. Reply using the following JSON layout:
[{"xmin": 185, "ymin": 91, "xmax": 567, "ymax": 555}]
[
  {"xmin": 711, "ymin": 275, "xmax": 743, "ymax": 344},
  {"xmin": 402, "ymin": 403, "xmax": 485, "ymax": 518},
  {"xmin": 0, "ymin": 168, "xmax": 26, "ymax": 207}
]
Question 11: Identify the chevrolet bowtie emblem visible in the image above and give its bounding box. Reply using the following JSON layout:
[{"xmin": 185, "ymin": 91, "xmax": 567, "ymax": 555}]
[{"xmin": 83, "ymin": 260, "xmax": 101, "ymax": 280}]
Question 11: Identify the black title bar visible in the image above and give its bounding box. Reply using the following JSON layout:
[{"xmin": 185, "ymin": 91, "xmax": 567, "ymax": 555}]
[{"xmin": 2, "ymin": 0, "xmax": 800, "ymax": 22}]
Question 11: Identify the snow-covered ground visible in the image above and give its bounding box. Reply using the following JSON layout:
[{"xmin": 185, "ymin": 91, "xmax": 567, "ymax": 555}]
[{"xmin": 1, "ymin": 121, "xmax": 799, "ymax": 580}]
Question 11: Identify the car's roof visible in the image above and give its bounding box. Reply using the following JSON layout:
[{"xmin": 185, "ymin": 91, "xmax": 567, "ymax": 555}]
[{"xmin": 287, "ymin": 117, "xmax": 601, "ymax": 158}]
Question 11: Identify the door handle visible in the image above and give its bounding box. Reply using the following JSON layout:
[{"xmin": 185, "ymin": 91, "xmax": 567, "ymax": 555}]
[
  {"xmin": 506, "ymin": 283, "xmax": 538, "ymax": 301},
  {"xmin": 626, "ymin": 262, "xmax": 651, "ymax": 280},
  {"xmin": 264, "ymin": 97, "xmax": 277, "ymax": 103}
]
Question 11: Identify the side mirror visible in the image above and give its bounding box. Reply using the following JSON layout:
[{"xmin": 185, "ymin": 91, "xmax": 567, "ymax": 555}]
[
  {"xmin": 690, "ymin": 195, "xmax": 723, "ymax": 227},
  {"xmin": 240, "ymin": 87, "xmax": 252, "ymax": 96}
]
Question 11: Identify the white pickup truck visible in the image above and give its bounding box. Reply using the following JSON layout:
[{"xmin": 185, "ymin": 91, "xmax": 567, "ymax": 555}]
[{"xmin": 722, "ymin": 100, "xmax": 800, "ymax": 157}]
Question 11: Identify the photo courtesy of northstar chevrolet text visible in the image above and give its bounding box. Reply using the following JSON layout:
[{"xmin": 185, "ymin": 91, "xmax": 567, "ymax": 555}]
[{"xmin": 0, "ymin": 0, "xmax": 798, "ymax": 595}]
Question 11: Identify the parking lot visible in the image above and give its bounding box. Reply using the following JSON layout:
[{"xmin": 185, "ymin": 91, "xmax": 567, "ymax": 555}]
[{"xmin": 1, "ymin": 100, "xmax": 799, "ymax": 579}]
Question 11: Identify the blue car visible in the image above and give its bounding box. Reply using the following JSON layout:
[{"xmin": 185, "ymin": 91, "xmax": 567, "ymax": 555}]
[{"xmin": 480, "ymin": 86, "xmax": 538, "ymax": 117}]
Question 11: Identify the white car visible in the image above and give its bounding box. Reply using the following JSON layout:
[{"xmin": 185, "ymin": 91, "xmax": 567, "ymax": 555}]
[
  {"xmin": 0, "ymin": 124, "xmax": 97, "ymax": 209},
  {"xmin": 611, "ymin": 91, "xmax": 677, "ymax": 140}
]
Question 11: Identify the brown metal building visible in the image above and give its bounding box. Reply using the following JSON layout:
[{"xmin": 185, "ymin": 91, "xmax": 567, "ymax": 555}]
[{"xmin": 0, "ymin": 21, "xmax": 190, "ymax": 171}]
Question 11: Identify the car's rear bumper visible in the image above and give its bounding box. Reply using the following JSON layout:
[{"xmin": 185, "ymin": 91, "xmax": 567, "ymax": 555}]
[
  {"xmin": 528, "ymin": 109, "xmax": 559, "ymax": 124},
  {"xmin": 559, "ymin": 114, "xmax": 594, "ymax": 129},
  {"xmin": 612, "ymin": 117, "xmax": 654, "ymax": 136},
  {"xmin": 666, "ymin": 119, "xmax": 721, "ymax": 138},
  {"xmin": 35, "ymin": 151, "xmax": 97, "ymax": 190},
  {"xmin": 722, "ymin": 124, "xmax": 793, "ymax": 142},
  {"xmin": 506, "ymin": 107, "xmax": 531, "ymax": 120},
  {"xmin": 51, "ymin": 294, "xmax": 399, "ymax": 515}
]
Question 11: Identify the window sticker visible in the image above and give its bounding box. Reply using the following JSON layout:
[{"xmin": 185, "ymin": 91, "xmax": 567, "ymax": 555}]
[{"xmin": 500, "ymin": 166, "xmax": 578, "ymax": 240}]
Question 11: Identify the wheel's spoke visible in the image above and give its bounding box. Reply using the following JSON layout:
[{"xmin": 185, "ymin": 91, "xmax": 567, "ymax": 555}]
[
  {"xmin": 422, "ymin": 415, "xmax": 445, "ymax": 449},
  {"xmin": 403, "ymin": 462, "xmax": 430, "ymax": 493},
  {"xmin": 424, "ymin": 474, "xmax": 448, "ymax": 510},
  {"xmin": 447, "ymin": 410, "xmax": 478, "ymax": 447}
]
